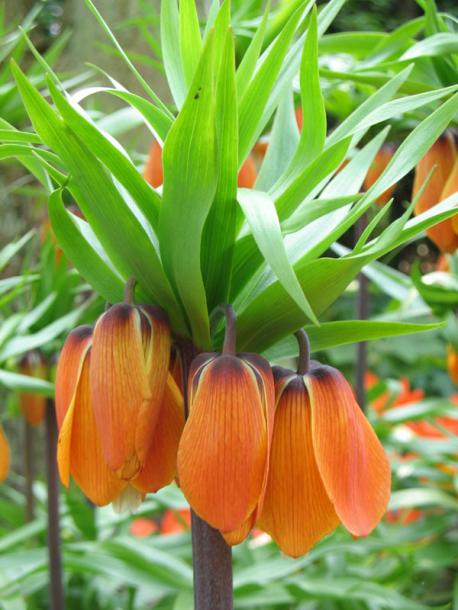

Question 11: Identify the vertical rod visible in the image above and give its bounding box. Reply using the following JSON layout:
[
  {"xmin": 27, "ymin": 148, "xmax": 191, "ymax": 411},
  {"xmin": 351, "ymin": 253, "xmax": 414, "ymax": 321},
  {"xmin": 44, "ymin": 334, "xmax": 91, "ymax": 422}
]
[
  {"xmin": 179, "ymin": 342, "xmax": 233, "ymax": 610},
  {"xmin": 24, "ymin": 420, "xmax": 35, "ymax": 521},
  {"xmin": 355, "ymin": 214, "xmax": 369, "ymax": 411},
  {"xmin": 45, "ymin": 400, "xmax": 65, "ymax": 610}
]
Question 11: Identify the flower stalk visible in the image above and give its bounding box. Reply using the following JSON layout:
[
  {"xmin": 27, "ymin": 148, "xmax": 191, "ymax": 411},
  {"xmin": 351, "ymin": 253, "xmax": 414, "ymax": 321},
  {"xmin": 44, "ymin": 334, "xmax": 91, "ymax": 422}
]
[
  {"xmin": 355, "ymin": 214, "xmax": 368, "ymax": 411},
  {"xmin": 178, "ymin": 336, "xmax": 233, "ymax": 610},
  {"xmin": 45, "ymin": 400, "xmax": 65, "ymax": 610},
  {"xmin": 24, "ymin": 420, "xmax": 35, "ymax": 521}
]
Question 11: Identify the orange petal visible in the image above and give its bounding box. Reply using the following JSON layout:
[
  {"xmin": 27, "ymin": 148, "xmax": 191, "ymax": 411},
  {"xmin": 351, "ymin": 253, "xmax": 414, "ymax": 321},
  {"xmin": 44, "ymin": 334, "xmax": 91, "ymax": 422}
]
[
  {"xmin": 258, "ymin": 375, "xmax": 339, "ymax": 557},
  {"xmin": 55, "ymin": 326, "xmax": 93, "ymax": 429},
  {"xmin": 443, "ymin": 160, "xmax": 458, "ymax": 234},
  {"xmin": 0, "ymin": 424, "xmax": 10, "ymax": 482},
  {"xmin": 133, "ymin": 373, "xmax": 184, "ymax": 493},
  {"xmin": 413, "ymin": 132, "xmax": 458, "ymax": 253},
  {"xmin": 306, "ymin": 365, "xmax": 391, "ymax": 537},
  {"xmin": 238, "ymin": 155, "xmax": 257, "ymax": 188},
  {"xmin": 177, "ymin": 354, "xmax": 268, "ymax": 532},
  {"xmin": 60, "ymin": 349, "xmax": 125, "ymax": 505},
  {"xmin": 223, "ymin": 354, "xmax": 275, "ymax": 545},
  {"xmin": 143, "ymin": 141, "xmax": 163, "ymax": 187},
  {"xmin": 363, "ymin": 143, "xmax": 397, "ymax": 205},
  {"xmin": 90, "ymin": 304, "xmax": 170, "ymax": 478}
]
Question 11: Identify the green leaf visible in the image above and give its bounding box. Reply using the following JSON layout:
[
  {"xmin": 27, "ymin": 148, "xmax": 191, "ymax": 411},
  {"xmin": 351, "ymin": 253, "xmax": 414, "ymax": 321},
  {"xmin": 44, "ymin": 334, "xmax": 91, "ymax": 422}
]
[
  {"xmin": 238, "ymin": 3, "xmax": 306, "ymax": 163},
  {"xmin": 48, "ymin": 189, "xmax": 125, "ymax": 304},
  {"xmin": 401, "ymin": 32, "xmax": 458, "ymax": 60},
  {"xmin": 264, "ymin": 320, "xmax": 442, "ymax": 360},
  {"xmin": 161, "ymin": 0, "xmax": 187, "ymax": 108},
  {"xmin": 282, "ymin": 195, "xmax": 362, "ymax": 234},
  {"xmin": 0, "ymin": 231, "xmax": 33, "ymax": 272},
  {"xmin": 48, "ymin": 80, "xmax": 162, "ymax": 228},
  {"xmin": 11, "ymin": 62, "xmax": 184, "ymax": 331},
  {"xmin": 179, "ymin": 0, "xmax": 202, "ymax": 87},
  {"xmin": 238, "ymin": 189, "xmax": 318, "ymax": 325},
  {"xmin": 255, "ymin": 89, "xmax": 299, "ymax": 192},
  {"xmin": 389, "ymin": 488, "xmax": 458, "ymax": 511},
  {"xmin": 202, "ymin": 28, "xmax": 238, "ymax": 310},
  {"xmin": 236, "ymin": 254, "xmax": 370, "ymax": 352},
  {"xmin": 288, "ymin": 7, "xmax": 326, "ymax": 172},
  {"xmin": 159, "ymin": 33, "xmax": 218, "ymax": 348},
  {"xmin": 235, "ymin": 1, "xmax": 270, "ymax": 99},
  {"xmin": 0, "ymin": 370, "xmax": 54, "ymax": 397}
]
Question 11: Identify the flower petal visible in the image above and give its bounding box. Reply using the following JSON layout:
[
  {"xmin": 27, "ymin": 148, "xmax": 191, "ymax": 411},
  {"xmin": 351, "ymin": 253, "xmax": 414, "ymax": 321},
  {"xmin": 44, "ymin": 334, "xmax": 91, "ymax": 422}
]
[
  {"xmin": 177, "ymin": 355, "xmax": 268, "ymax": 532},
  {"xmin": 306, "ymin": 365, "xmax": 391, "ymax": 536},
  {"xmin": 55, "ymin": 325, "xmax": 93, "ymax": 429},
  {"xmin": 19, "ymin": 351, "xmax": 47, "ymax": 426},
  {"xmin": 61, "ymin": 349, "xmax": 125, "ymax": 505},
  {"xmin": 90, "ymin": 304, "xmax": 170, "ymax": 478},
  {"xmin": 259, "ymin": 376, "xmax": 339, "ymax": 557},
  {"xmin": 143, "ymin": 141, "xmax": 163, "ymax": 187},
  {"xmin": 133, "ymin": 373, "xmax": 184, "ymax": 493}
]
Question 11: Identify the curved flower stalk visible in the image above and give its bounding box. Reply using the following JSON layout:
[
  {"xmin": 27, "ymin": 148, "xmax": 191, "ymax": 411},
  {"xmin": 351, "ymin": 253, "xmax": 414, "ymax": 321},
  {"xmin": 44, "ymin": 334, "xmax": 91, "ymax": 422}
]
[
  {"xmin": 259, "ymin": 331, "xmax": 390, "ymax": 558},
  {"xmin": 413, "ymin": 131, "xmax": 458, "ymax": 253},
  {"xmin": 177, "ymin": 306, "xmax": 275, "ymax": 535},
  {"xmin": 0, "ymin": 423, "xmax": 10, "ymax": 483},
  {"xmin": 55, "ymin": 287, "xmax": 183, "ymax": 511},
  {"xmin": 18, "ymin": 351, "xmax": 47, "ymax": 426}
]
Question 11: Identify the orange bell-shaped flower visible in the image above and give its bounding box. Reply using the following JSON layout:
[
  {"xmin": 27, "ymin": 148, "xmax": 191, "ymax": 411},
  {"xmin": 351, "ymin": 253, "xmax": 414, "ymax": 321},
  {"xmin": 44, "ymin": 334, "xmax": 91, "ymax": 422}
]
[
  {"xmin": 18, "ymin": 351, "xmax": 47, "ymax": 426},
  {"xmin": 447, "ymin": 344, "xmax": 458, "ymax": 385},
  {"xmin": 55, "ymin": 283, "xmax": 183, "ymax": 510},
  {"xmin": 90, "ymin": 290, "xmax": 171, "ymax": 480},
  {"xmin": 413, "ymin": 131, "xmax": 458, "ymax": 253},
  {"xmin": 237, "ymin": 156, "xmax": 257, "ymax": 188},
  {"xmin": 363, "ymin": 143, "xmax": 397, "ymax": 205},
  {"xmin": 177, "ymin": 305, "xmax": 274, "ymax": 534},
  {"xmin": 259, "ymin": 332, "xmax": 390, "ymax": 558},
  {"xmin": 0, "ymin": 423, "xmax": 10, "ymax": 482}
]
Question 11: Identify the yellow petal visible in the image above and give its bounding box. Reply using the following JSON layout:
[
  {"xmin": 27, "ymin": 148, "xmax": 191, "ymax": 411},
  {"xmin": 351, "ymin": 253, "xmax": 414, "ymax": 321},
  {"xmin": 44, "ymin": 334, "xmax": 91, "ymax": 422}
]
[
  {"xmin": 90, "ymin": 304, "xmax": 170, "ymax": 478},
  {"xmin": 259, "ymin": 375, "xmax": 339, "ymax": 557},
  {"xmin": 177, "ymin": 354, "xmax": 268, "ymax": 533},
  {"xmin": 306, "ymin": 365, "xmax": 391, "ymax": 537},
  {"xmin": 133, "ymin": 373, "xmax": 184, "ymax": 493}
]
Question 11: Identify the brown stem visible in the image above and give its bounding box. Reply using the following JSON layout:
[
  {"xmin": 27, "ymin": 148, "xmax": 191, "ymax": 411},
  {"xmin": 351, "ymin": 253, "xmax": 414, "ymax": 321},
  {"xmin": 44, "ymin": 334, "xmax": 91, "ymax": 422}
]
[
  {"xmin": 295, "ymin": 329, "xmax": 311, "ymax": 375},
  {"xmin": 45, "ymin": 401, "xmax": 65, "ymax": 610},
  {"xmin": 124, "ymin": 277, "xmax": 137, "ymax": 305},
  {"xmin": 24, "ymin": 420, "xmax": 35, "ymax": 522},
  {"xmin": 211, "ymin": 304, "xmax": 237, "ymax": 355},
  {"xmin": 178, "ymin": 342, "xmax": 233, "ymax": 610},
  {"xmin": 355, "ymin": 214, "xmax": 368, "ymax": 411}
]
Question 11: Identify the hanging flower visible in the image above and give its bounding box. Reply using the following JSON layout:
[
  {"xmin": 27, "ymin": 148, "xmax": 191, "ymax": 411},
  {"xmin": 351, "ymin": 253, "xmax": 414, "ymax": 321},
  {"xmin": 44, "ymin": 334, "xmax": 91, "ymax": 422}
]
[
  {"xmin": 0, "ymin": 423, "xmax": 10, "ymax": 483},
  {"xmin": 259, "ymin": 331, "xmax": 390, "ymax": 558},
  {"xmin": 447, "ymin": 344, "xmax": 458, "ymax": 385},
  {"xmin": 18, "ymin": 351, "xmax": 47, "ymax": 426},
  {"xmin": 413, "ymin": 131, "xmax": 458, "ymax": 253},
  {"xmin": 55, "ymin": 280, "xmax": 183, "ymax": 510},
  {"xmin": 363, "ymin": 143, "xmax": 397, "ymax": 205},
  {"xmin": 177, "ymin": 305, "xmax": 274, "ymax": 535}
]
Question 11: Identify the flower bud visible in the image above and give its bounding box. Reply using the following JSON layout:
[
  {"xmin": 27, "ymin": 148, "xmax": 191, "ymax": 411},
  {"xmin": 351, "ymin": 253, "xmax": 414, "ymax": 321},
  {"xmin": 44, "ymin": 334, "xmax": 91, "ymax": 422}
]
[
  {"xmin": 18, "ymin": 351, "xmax": 47, "ymax": 426},
  {"xmin": 0, "ymin": 423, "xmax": 10, "ymax": 483}
]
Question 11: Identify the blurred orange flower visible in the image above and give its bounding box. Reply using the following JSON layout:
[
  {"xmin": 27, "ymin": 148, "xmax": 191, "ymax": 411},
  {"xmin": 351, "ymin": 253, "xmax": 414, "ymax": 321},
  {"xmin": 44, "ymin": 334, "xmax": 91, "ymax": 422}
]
[
  {"xmin": 0, "ymin": 424, "xmax": 10, "ymax": 483},
  {"xmin": 129, "ymin": 517, "xmax": 158, "ymax": 537}
]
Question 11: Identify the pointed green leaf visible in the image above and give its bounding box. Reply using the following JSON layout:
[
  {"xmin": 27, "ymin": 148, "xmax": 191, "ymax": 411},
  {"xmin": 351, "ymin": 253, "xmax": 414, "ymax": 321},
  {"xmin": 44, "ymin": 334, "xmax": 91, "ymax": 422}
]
[
  {"xmin": 161, "ymin": 0, "xmax": 187, "ymax": 109},
  {"xmin": 179, "ymin": 0, "xmax": 202, "ymax": 86}
]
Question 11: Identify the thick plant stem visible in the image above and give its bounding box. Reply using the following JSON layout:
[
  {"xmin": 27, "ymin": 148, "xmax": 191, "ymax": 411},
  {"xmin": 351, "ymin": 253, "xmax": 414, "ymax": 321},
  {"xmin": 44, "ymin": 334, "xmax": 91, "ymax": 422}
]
[
  {"xmin": 45, "ymin": 401, "xmax": 65, "ymax": 610},
  {"xmin": 178, "ymin": 340, "xmax": 234, "ymax": 610},
  {"xmin": 24, "ymin": 420, "xmax": 35, "ymax": 521},
  {"xmin": 355, "ymin": 214, "xmax": 369, "ymax": 411}
]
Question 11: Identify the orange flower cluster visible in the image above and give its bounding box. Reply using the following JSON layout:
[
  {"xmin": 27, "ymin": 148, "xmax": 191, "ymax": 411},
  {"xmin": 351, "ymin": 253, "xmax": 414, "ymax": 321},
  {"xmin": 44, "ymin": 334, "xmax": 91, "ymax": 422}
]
[
  {"xmin": 413, "ymin": 131, "xmax": 458, "ymax": 253},
  {"xmin": 56, "ymin": 295, "xmax": 390, "ymax": 556},
  {"xmin": 143, "ymin": 141, "xmax": 257, "ymax": 189},
  {"xmin": 0, "ymin": 424, "xmax": 10, "ymax": 483},
  {"xmin": 18, "ymin": 351, "xmax": 47, "ymax": 426}
]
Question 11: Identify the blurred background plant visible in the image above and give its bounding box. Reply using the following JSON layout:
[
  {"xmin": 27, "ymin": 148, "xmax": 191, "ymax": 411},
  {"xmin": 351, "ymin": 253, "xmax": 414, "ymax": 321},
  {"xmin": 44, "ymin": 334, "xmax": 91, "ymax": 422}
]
[{"xmin": 0, "ymin": 0, "xmax": 457, "ymax": 608}]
